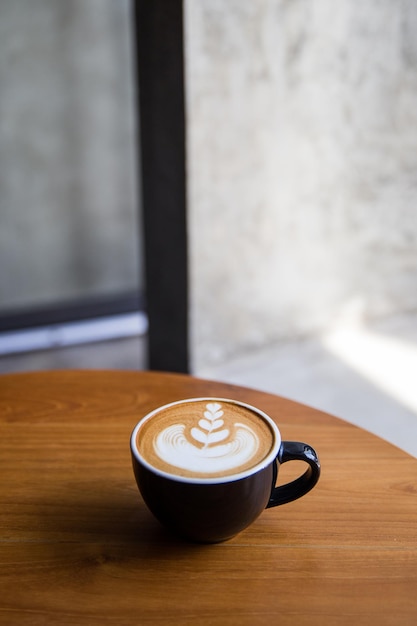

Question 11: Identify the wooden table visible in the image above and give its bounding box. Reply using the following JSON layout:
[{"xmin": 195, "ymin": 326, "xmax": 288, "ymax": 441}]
[{"xmin": 1, "ymin": 370, "xmax": 416, "ymax": 625}]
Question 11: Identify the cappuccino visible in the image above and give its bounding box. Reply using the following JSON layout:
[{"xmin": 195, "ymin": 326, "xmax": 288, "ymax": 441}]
[{"xmin": 134, "ymin": 398, "xmax": 277, "ymax": 480}]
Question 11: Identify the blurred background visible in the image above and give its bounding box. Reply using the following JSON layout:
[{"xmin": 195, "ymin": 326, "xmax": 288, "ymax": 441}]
[
  {"xmin": 0, "ymin": 0, "xmax": 146, "ymax": 367},
  {"xmin": 1, "ymin": 0, "xmax": 416, "ymax": 457}
]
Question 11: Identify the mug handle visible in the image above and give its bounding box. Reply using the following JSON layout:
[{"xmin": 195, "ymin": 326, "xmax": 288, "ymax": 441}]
[{"xmin": 266, "ymin": 441, "xmax": 321, "ymax": 508}]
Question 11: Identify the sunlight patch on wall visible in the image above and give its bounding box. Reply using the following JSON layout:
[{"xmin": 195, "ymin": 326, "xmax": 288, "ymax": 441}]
[{"xmin": 323, "ymin": 325, "xmax": 417, "ymax": 415}]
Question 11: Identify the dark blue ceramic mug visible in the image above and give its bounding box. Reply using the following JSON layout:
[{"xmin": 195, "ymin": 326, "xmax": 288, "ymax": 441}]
[{"xmin": 131, "ymin": 398, "xmax": 320, "ymax": 543}]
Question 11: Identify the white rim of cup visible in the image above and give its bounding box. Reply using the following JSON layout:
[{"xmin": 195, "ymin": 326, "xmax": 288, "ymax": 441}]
[{"xmin": 130, "ymin": 397, "xmax": 282, "ymax": 484}]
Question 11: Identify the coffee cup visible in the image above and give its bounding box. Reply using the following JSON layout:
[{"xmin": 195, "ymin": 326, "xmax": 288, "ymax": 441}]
[{"xmin": 130, "ymin": 397, "xmax": 320, "ymax": 543}]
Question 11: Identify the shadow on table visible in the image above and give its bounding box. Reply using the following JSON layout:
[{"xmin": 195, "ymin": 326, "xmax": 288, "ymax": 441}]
[{"xmin": 34, "ymin": 483, "xmax": 214, "ymax": 560}]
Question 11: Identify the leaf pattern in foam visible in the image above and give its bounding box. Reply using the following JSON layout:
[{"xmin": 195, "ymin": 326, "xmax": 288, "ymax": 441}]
[
  {"xmin": 205, "ymin": 403, "xmax": 224, "ymax": 420},
  {"xmin": 191, "ymin": 402, "xmax": 229, "ymax": 448},
  {"xmin": 198, "ymin": 418, "xmax": 224, "ymax": 431},
  {"xmin": 191, "ymin": 428, "xmax": 209, "ymax": 445}
]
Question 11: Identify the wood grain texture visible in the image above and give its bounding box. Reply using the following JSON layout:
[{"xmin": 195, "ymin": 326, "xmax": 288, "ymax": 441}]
[{"xmin": 0, "ymin": 370, "xmax": 416, "ymax": 625}]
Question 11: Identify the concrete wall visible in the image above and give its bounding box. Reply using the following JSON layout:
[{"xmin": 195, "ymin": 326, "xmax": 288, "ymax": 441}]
[
  {"xmin": 0, "ymin": 0, "xmax": 140, "ymax": 312},
  {"xmin": 186, "ymin": 0, "xmax": 417, "ymax": 370}
]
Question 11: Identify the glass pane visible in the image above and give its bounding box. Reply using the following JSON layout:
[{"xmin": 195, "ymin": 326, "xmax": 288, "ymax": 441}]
[{"xmin": 0, "ymin": 0, "xmax": 142, "ymax": 315}]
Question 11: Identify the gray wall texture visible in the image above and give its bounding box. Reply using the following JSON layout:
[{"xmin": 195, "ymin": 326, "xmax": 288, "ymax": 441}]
[
  {"xmin": 2, "ymin": 0, "xmax": 417, "ymax": 375},
  {"xmin": 186, "ymin": 0, "xmax": 417, "ymax": 370}
]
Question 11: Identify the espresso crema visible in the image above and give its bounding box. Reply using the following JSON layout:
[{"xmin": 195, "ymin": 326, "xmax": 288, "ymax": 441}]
[{"xmin": 135, "ymin": 399, "xmax": 276, "ymax": 479}]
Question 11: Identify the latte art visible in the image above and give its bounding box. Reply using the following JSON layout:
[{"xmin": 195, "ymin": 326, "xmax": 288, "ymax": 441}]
[
  {"xmin": 154, "ymin": 403, "xmax": 260, "ymax": 473},
  {"xmin": 135, "ymin": 399, "xmax": 276, "ymax": 479}
]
